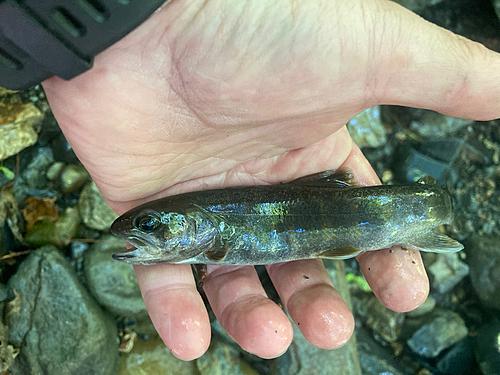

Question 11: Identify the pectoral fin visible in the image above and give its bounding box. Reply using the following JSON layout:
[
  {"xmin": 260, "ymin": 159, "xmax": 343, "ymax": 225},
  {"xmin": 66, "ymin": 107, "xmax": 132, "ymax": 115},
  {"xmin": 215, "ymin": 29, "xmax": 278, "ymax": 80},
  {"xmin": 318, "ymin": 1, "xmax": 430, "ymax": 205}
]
[
  {"xmin": 287, "ymin": 170, "xmax": 356, "ymax": 187},
  {"xmin": 407, "ymin": 232, "xmax": 464, "ymax": 253},
  {"xmin": 204, "ymin": 243, "xmax": 231, "ymax": 262},
  {"xmin": 316, "ymin": 246, "xmax": 362, "ymax": 259}
]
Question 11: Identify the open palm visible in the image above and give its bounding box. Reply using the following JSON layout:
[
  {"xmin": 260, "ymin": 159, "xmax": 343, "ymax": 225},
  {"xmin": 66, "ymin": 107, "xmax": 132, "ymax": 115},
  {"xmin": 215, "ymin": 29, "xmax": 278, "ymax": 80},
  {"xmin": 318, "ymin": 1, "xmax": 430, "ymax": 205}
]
[{"xmin": 42, "ymin": 0, "xmax": 500, "ymax": 360}]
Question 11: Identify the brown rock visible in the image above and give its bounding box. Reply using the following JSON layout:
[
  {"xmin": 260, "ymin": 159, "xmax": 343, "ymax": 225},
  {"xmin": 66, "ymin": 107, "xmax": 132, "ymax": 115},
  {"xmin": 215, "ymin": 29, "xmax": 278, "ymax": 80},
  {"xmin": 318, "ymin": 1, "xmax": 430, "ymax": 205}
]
[{"xmin": 0, "ymin": 102, "xmax": 43, "ymax": 161}]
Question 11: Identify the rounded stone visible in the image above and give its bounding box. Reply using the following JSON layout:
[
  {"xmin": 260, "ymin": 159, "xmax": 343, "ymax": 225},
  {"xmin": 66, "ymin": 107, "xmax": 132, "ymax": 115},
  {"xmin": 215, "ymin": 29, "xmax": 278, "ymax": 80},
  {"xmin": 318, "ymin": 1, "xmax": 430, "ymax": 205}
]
[
  {"xmin": 6, "ymin": 246, "xmax": 119, "ymax": 375},
  {"xmin": 60, "ymin": 164, "xmax": 90, "ymax": 193},
  {"xmin": 84, "ymin": 235, "xmax": 146, "ymax": 317},
  {"xmin": 78, "ymin": 182, "xmax": 118, "ymax": 230}
]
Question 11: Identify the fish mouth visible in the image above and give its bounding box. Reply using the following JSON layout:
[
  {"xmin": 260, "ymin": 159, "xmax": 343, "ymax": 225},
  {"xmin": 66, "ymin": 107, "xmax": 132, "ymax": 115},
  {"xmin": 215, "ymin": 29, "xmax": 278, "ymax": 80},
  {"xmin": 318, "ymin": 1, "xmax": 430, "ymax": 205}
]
[
  {"xmin": 111, "ymin": 235, "xmax": 164, "ymax": 264},
  {"xmin": 112, "ymin": 248, "xmax": 141, "ymax": 261},
  {"xmin": 126, "ymin": 235, "xmax": 153, "ymax": 250}
]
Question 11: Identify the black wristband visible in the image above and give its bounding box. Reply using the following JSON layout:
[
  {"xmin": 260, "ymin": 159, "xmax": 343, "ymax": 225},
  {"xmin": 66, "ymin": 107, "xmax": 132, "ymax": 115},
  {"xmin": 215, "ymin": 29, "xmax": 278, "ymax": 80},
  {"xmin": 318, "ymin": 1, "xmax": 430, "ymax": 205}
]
[{"xmin": 0, "ymin": 0, "xmax": 167, "ymax": 90}]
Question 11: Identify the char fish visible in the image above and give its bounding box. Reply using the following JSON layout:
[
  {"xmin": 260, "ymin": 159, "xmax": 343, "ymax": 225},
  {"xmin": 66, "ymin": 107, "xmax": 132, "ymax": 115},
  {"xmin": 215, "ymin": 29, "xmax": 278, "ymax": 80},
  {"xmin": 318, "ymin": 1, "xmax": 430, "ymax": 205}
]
[{"xmin": 110, "ymin": 171, "xmax": 463, "ymax": 265}]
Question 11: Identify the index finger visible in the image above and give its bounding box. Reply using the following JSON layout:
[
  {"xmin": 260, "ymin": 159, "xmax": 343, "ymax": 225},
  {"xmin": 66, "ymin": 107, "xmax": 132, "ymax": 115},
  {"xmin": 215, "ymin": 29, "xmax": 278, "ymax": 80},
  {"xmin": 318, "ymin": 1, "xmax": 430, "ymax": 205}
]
[{"xmin": 133, "ymin": 263, "xmax": 211, "ymax": 360}]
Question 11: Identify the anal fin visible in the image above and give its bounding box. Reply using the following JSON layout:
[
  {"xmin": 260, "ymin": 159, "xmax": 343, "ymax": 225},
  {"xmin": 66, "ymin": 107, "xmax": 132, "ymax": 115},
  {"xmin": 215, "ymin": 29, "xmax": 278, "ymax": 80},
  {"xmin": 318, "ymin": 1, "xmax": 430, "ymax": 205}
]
[
  {"xmin": 407, "ymin": 232, "xmax": 464, "ymax": 253},
  {"xmin": 316, "ymin": 246, "xmax": 362, "ymax": 259}
]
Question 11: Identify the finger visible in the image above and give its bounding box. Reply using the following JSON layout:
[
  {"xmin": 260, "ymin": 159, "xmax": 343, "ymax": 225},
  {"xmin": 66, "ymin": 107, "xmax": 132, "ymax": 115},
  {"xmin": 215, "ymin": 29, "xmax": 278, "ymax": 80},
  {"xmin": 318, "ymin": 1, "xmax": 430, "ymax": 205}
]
[
  {"xmin": 369, "ymin": 0, "xmax": 500, "ymax": 120},
  {"xmin": 267, "ymin": 259, "xmax": 354, "ymax": 349},
  {"xmin": 317, "ymin": 140, "xmax": 429, "ymax": 312},
  {"xmin": 338, "ymin": 140, "xmax": 381, "ymax": 187},
  {"xmin": 133, "ymin": 263, "xmax": 210, "ymax": 360},
  {"xmin": 357, "ymin": 246, "xmax": 429, "ymax": 312},
  {"xmin": 202, "ymin": 265, "xmax": 293, "ymax": 358},
  {"xmin": 341, "ymin": 143, "xmax": 429, "ymax": 312}
]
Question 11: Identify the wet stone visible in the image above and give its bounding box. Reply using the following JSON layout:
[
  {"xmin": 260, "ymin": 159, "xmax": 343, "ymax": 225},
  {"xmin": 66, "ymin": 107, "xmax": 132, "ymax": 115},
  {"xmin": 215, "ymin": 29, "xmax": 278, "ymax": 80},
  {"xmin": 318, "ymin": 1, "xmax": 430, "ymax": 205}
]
[
  {"xmin": 79, "ymin": 182, "xmax": 118, "ymax": 230},
  {"xmin": 406, "ymin": 297, "xmax": 436, "ymax": 318},
  {"xmin": 0, "ymin": 87, "xmax": 17, "ymax": 96},
  {"xmin": 465, "ymin": 235, "xmax": 500, "ymax": 310},
  {"xmin": 436, "ymin": 336, "xmax": 475, "ymax": 375},
  {"xmin": 402, "ymin": 108, "xmax": 473, "ymax": 139},
  {"xmin": 7, "ymin": 246, "xmax": 119, "ymax": 375},
  {"xmin": 70, "ymin": 241, "xmax": 89, "ymax": 259},
  {"xmin": 356, "ymin": 326, "xmax": 409, "ymax": 375},
  {"xmin": 418, "ymin": 138, "xmax": 492, "ymax": 166},
  {"xmin": 0, "ymin": 316, "xmax": 19, "ymax": 373},
  {"xmin": 353, "ymin": 293, "xmax": 405, "ymax": 343},
  {"xmin": 22, "ymin": 147, "xmax": 54, "ymax": 188},
  {"xmin": 397, "ymin": 147, "xmax": 450, "ymax": 184},
  {"xmin": 13, "ymin": 147, "xmax": 55, "ymax": 203},
  {"xmin": 347, "ymin": 106, "xmax": 387, "ymax": 149},
  {"xmin": 60, "ymin": 164, "xmax": 90, "ymax": 193},
  {"xmin": 424, "ymin": 252, "xmax": 470, "ymax": 294},
  {"xmin": 407, "ymin": 310, "xmax": 468, "ymax": 358},
  {"xmin": 129, "ymin": 315, "xmax": 157, "ymax": 337},
  {"xmin": 475, "ymin": 319, "xmax": 500, "ymax": 375},
  {"xmin": 0, "ymin": 101, "xmax": 43, "ymax": 161},
  {"xmin": 392, "ymin": 0, "xmax": 444, "ymax": 13},
  {"xmin": 197, "ymin": 336, "xmax": 258, "ymax": 375},
  {"xmin": 492, "ymin": 0, "xmax": 500, "ymax": 28},
  {"xmin": 84, "ymin": 235, "xmax": 146, "ymax": 317},
  {"xmin": 119, "ymin": 334, "xmax": 197, "ymax": 375},
  {"xmin": 46, "ymin": 161, "xmax": 65, "ymax": 181}
]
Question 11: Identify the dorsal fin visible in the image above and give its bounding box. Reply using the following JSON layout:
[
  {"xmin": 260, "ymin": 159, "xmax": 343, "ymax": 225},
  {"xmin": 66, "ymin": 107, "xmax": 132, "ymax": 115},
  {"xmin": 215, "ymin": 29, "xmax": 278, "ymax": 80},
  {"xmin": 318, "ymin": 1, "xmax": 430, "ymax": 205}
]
[
  {"xmin": 416, "ymin": 175, "xmax": 436, "ymax": 185},
  {"xmin": 287, "ymin": 170, "xmax": 356, "ymax": 187}
]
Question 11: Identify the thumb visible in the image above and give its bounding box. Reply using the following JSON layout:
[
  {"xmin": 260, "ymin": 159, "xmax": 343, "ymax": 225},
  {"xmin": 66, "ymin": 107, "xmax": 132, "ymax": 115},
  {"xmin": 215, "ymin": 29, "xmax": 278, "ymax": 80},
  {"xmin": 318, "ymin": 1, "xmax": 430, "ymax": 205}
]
[{"xmin": 370, "ymin": 0, "xmax": 500, "ymax": 120}]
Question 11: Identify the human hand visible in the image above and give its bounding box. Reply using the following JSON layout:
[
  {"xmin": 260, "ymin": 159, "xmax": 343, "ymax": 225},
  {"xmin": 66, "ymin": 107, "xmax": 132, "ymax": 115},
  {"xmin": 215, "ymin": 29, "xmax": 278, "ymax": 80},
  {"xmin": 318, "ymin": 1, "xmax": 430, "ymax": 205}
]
[{"xmin": 42, "ymin": 0, "xmax": 500, "ymax": 360}]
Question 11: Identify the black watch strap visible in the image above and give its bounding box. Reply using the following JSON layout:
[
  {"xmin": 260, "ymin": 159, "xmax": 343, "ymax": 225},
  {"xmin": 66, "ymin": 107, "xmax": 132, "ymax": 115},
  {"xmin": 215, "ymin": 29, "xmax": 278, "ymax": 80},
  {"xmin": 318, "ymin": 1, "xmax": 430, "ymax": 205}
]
[{"xmin": 0, "ymin": 0, "xmax": 167, "ymax": 90}]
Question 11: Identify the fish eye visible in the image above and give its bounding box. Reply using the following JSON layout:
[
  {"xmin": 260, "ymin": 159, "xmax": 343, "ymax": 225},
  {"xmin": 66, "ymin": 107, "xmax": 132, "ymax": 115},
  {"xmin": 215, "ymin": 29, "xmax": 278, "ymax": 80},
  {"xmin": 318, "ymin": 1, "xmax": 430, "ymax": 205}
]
[{"xmin": 135, "ymin": 214, "xmax": 161, "ymax": 232}]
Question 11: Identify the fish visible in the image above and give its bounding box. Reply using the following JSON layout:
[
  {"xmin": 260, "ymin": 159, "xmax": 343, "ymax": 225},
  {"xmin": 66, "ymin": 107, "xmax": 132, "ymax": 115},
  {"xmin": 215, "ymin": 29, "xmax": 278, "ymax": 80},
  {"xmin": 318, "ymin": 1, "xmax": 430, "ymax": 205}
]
[{"xmin": 110, "ymin": 170, "xmax": 464, "ymax": 266}]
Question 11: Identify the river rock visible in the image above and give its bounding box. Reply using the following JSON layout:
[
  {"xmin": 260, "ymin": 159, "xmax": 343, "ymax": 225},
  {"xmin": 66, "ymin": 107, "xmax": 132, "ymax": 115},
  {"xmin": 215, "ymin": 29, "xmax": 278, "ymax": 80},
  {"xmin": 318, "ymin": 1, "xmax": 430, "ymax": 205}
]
[
  {"xmin": 60, "ymin": 164, "xmax": 90, "ymax": 193},
  {"xmin": 13, "ymin": 147, "xmax": 58, "ymax": 203},
  {"xmin": 465, "ymin": 235, "xmax": 500, "ymax": 310},
  {"xmin": 6, "ymin": 246, "xmax": 119, "ymax": 375},
  {"xmin": 347, "ymin": 106, "xmax": 387, "ymax": 149},
  {"xmin": 397, "ymin": 147, "xmax": 450, "ymax": 184},
  {"xmin": 84, "ymin": 235, "xmax": 146, "ymax": 317},
  {"xmin": 0, "ymin": 101, "xmax": 43, "ymax": 161},
  {"xmin": 46, "ymin": 161, "xmax": 65, "ymax": 181},
  {"xmin": 407, "ymin": 310, "xmax": 468, "ymax": 358},
  {"xmin": 197, "ymin": 336, "xmax": 258, "ymax": 375},
  {"xmin": 425, "ymin": 252, "xmax": 469, "ymax": 294},
  {"xmin": 79, "ymin": 182, "xmax": 118, "ymax": 230},
  {"xmin": 22, "ymin": 147, "xmax": 54, "ymax": 189},
  {"xmin": 475, "ymin": 319, "xmax": 500, "ymax": 375},
  {"xmin": 494, "ymin": 0, "xmax": 500, "ymax": 25},
  {"xmin": 406, "ymin": 297, "xmax": 436, "ymax": 318},
  {"xmin": 356, "ymin": 326, "xmax": 410, "ymax": 375},
  {"xmin": 392, "ymin": 0, "xmax": 444, "ymax": 13},
  {"xmin": 0, "ymin": 87, "xmax": 16, "ymax": 96},
  {"xmin": 119, "ymin": 335, "xmax": 197, "ymax": 375},
  {"xmin": 352, "ymin": 292, "xmax": 405, "ymax": 343},
  {"xmin": 401, "ymin": 108, "xmax": 473, "ymax": 139},
  {"xmin": 436, "ymin": 336, "xmax": 475, "ymax": 375}
]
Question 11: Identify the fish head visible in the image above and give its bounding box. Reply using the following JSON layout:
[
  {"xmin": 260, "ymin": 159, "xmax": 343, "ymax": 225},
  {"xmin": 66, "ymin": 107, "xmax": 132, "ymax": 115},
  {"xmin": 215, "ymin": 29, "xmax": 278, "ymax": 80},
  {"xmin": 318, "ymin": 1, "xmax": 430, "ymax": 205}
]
[{"xmin": 110, "ymin": 206, "xmax": 218, "ymax": 265}]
